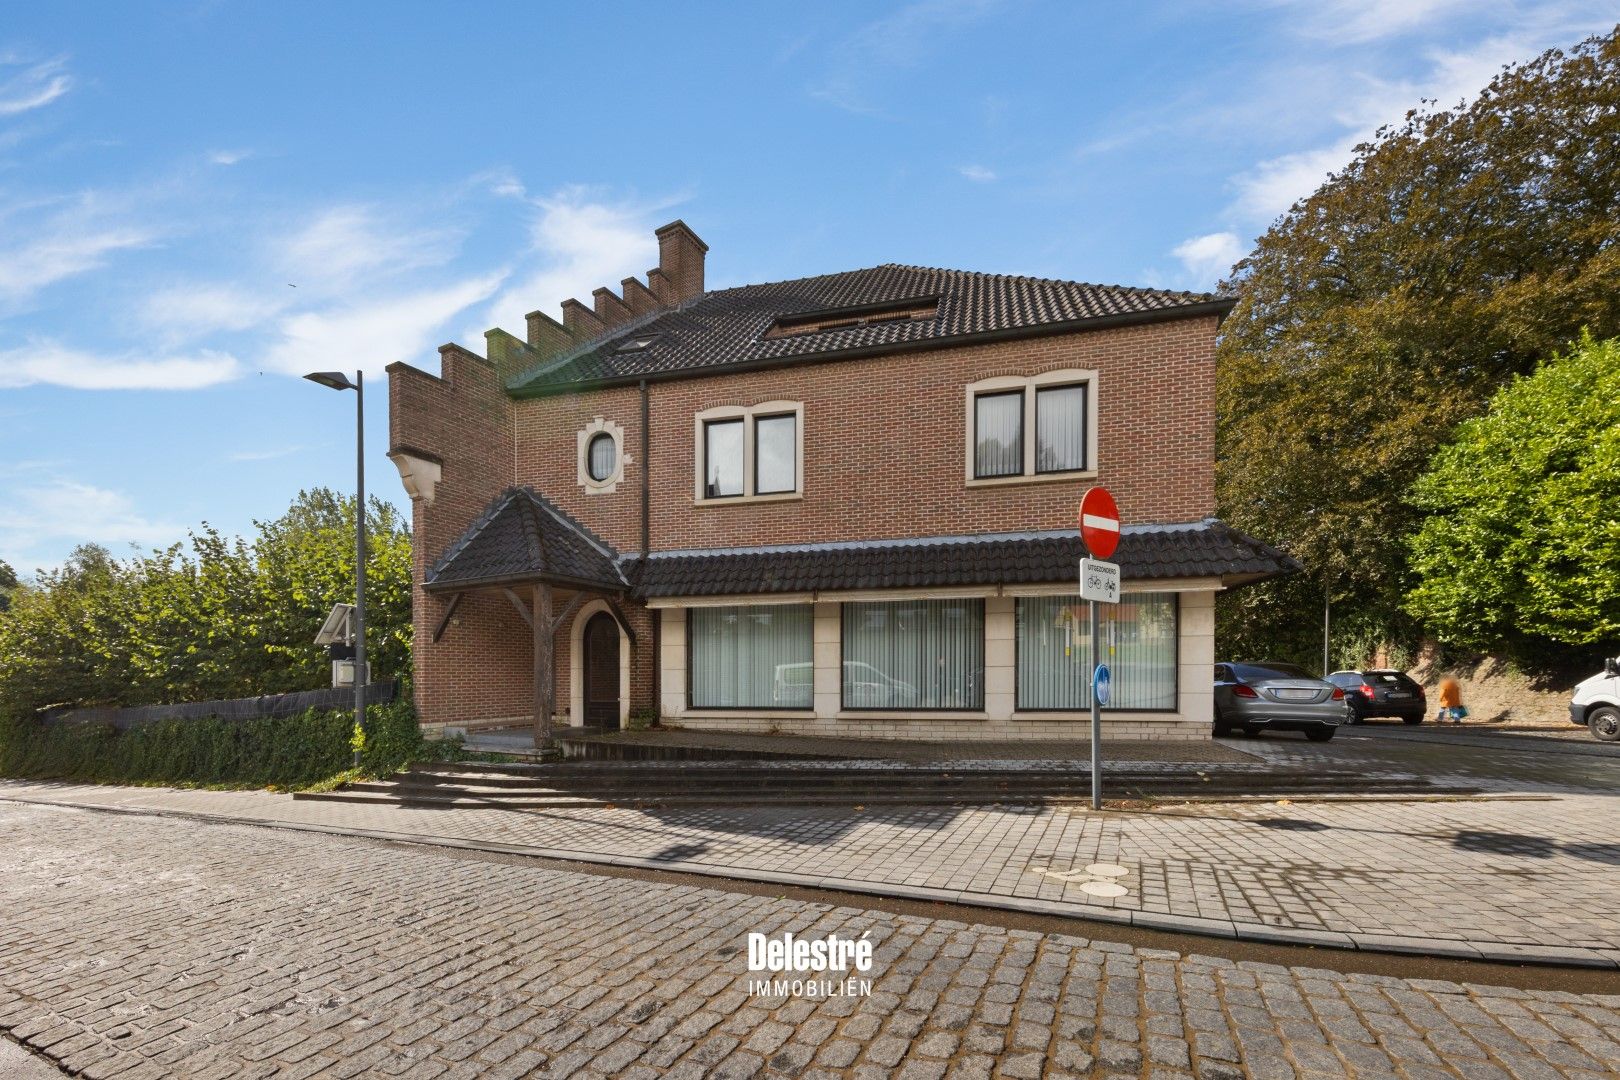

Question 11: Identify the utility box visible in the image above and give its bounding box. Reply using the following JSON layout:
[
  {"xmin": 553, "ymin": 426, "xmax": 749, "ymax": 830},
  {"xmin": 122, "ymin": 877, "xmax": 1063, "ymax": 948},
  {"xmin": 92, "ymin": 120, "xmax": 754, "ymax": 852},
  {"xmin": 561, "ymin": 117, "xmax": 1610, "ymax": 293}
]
[{"xmin": 332, "ymin": 660, "xmax": 371, "ymax": 689}]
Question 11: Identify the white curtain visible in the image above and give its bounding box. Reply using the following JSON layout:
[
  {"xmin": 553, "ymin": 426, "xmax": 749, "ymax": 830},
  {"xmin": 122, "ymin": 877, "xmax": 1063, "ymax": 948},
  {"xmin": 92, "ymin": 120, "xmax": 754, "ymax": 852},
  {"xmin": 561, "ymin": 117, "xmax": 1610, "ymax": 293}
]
[
  {"xmin": 755, "ymin": 414, "xmax": 796, "ymax": 494},
  {"xmin": 1016, "ymin": 594, "xmax": 1176, "ymax": 710},
  {"xmin": 974, "ymin": 392, "xmax": 1022, "ymax": 477},
  {"xmin": 1035, "ymin": 384, "xmax": 1086, "ymax": 472},
  {"xmin": 588, "ymin": 433, "xmax": 616, "ymax": 481},
  {"xmin": 704, "ymin": 419, "xmax": 744, "ymax": 498},
  {"xmin": 690, "ymin": 605, "xmax": 814, "ymax": 708},
  {"xmin": 843, "ymin": 600, "xmax": 984, "ymax": 709}
]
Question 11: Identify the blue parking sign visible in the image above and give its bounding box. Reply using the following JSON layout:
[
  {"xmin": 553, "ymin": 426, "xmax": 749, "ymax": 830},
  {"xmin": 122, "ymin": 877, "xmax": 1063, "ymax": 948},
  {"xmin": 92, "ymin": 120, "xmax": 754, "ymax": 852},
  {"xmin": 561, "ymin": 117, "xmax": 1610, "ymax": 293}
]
[{"xmin": 1093, "ymin": 664, "xmax": 1111, "ymax": 707}]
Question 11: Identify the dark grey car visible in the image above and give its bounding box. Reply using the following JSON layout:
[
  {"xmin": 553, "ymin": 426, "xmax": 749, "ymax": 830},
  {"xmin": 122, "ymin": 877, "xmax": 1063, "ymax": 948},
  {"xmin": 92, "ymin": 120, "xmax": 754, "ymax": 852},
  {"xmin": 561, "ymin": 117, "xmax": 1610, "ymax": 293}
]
[{"xmin": 1214, "ymin": 662, "xmax": 1348, "ymax": 741}]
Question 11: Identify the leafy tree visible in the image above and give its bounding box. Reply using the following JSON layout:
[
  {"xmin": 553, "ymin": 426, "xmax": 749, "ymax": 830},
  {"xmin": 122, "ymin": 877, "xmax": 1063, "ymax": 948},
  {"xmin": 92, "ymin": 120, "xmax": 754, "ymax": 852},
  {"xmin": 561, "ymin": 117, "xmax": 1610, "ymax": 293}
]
[
  {"xmin": 1215, "ymin": 28, "xmax": 1620, "ymax": 666},
  {"xmin": 0, "ymin": 491, "xmax": 412, "ymax": 717},
  {"xmin": 1406, "ymin": 334, "xmax": 1620, "ymax": 653},
  {"xmin": 0, "ymin": 559, "xmax": 17, "ymax": 611}
]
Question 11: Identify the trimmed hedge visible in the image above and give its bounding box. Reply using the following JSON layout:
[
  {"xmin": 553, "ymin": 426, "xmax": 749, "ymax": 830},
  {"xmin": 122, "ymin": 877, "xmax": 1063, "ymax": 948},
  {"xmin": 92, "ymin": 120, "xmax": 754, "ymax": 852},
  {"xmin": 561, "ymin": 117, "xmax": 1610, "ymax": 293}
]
[{"xmin": 0, "ymin": 697, "xmax": 451, "ymax": 790}]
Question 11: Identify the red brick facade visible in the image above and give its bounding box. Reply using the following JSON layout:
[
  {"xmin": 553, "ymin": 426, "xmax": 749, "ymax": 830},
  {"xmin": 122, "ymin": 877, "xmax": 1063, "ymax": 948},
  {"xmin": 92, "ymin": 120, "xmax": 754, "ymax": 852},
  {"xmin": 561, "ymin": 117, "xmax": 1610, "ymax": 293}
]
[{"xmin": 388, "ymin": 229, "xmax": 1220, "ymax": 733}]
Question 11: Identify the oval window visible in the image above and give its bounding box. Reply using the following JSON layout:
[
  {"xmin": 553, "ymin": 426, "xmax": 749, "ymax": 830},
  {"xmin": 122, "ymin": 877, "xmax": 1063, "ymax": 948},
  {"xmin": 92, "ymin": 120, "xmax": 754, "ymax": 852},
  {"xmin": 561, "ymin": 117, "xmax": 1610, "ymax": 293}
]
[{"xmin": 587, "ymin": 432, "xmax": 617, "ymax": 482}]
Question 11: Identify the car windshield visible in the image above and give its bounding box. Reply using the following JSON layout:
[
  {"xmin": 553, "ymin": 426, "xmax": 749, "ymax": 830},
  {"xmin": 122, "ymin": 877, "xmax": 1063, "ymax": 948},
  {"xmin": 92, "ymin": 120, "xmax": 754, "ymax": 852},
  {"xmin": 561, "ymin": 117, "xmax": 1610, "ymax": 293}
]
[{"xmin": 1233, "ymin": 662, "xmax": 1315, "ymax": 681}]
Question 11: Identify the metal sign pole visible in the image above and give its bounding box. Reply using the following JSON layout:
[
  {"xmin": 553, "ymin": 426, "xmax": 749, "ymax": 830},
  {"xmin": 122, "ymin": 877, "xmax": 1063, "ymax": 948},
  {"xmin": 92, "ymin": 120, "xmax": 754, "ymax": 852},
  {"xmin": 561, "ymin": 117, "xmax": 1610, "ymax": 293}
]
[{"xmin": 1090, "ymin": 597, "xmax": 1101, "ymax": 810}]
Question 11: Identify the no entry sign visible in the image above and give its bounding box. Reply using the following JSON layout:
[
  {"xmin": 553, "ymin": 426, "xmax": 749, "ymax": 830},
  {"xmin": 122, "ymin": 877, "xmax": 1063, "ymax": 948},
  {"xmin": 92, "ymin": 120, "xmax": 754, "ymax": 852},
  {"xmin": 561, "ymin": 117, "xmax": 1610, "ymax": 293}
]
[{"xmin": 1079, "ymin": 486, "xmax": 1120, "ymax": 560}]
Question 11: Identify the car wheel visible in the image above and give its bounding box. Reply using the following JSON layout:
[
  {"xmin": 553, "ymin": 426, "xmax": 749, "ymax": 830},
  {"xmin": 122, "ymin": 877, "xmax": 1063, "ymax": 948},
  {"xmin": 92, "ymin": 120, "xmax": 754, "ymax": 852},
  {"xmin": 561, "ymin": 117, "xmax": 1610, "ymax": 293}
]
[
  {"xmin": 1590, "ymin": 706, "xmax": 1620, "ymax": 742},
  {"xmin": 1305, "ymin": 727, "xmax": 1336, "ymax": 742},
  {"xmin": 1213, "ymin": 711, "xmax": 1232, "ymax": 737}
]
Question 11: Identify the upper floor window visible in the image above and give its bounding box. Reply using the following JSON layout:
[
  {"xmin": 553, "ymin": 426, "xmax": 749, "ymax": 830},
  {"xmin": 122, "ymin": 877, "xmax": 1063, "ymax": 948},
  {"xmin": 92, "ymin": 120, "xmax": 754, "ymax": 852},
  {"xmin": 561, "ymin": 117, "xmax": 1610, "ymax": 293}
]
[
  {"xmin": 965, "ymin": 370, "xmax": 1097, "ymax": 485},
  {"xmin": 577, "ymin": 417, "xmax": 627, "ymax": 495},
  {"xmin": 695, "ymin": 401, "xmax": 804, "ymax": 504}
]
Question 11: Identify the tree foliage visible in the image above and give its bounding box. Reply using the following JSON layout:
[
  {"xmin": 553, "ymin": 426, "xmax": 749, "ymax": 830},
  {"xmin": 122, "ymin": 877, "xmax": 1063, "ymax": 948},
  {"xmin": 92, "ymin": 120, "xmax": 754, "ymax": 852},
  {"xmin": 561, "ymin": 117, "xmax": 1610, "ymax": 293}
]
[
  {"xmin": 1406, "ymin": 333, "xmax": 1620, "ymax": 651},
  {"xmin": 1215, "ymin": 28, "xmax": 1620, "ymax": 665},
  {"xmin": 0, "ymin": 490, "xmax": 412, "ymax": 717},
  {"xmin": 0, "ymin": 559, "xmax": 16, "ymax": 612}
]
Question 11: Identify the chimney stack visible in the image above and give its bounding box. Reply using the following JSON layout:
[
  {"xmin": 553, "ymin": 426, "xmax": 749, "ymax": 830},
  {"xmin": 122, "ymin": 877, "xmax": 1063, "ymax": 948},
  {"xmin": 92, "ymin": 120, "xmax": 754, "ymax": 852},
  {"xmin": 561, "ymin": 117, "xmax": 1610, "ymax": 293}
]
[{"xmin": 655, "ymin": 219, "xmax": 708, "ymax": 302}]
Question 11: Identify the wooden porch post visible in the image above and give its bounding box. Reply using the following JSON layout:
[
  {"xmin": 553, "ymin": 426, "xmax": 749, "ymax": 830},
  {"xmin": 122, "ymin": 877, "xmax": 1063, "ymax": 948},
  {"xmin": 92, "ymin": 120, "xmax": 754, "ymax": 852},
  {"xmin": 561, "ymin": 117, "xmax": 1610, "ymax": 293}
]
[{"xmin": 532, "ymin": 582, "xmax": 554, "ymax": 746}]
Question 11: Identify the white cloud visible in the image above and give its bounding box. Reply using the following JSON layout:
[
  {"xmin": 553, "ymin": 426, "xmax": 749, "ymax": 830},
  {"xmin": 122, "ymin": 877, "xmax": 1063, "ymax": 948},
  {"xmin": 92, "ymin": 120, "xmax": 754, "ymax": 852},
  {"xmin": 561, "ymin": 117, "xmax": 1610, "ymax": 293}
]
[
  {"xmin": 1224, "ymin": 19, "xmax": 1611, "ymax": 225},
  {"xmin": 1273, "ymin": 0, "xmax": 1478, "ymax": 44},
  {"xmin": 263, "ymin": 273, "xmax": 504, "ymax": 378},
  {"xmin": 140, "ymin": 283, "xmax": 290, "ymax": 340},
  {"xmin": 957, "ymin": 164, "xmax": 997, "ymax": 183},
  {"xmin": 208, "ymin": 149, "xmax": 250, "ymax": 166},
  {"xmin": 228, "ymin": 445, "xmax": 303, "ymax": 462},
  {"xmin": 1171, "ymin": 232, "xmax": 1246, "ymax": 285},
  {"xmin": 480, "ymin": 189, "xmax": 662, "ymax": 337},
  {"xmin": 273, "ymin": 205, "xmax": 463, "ymax": 296},
  {"xmin": 0, "ymin": 56, "xmax": 71, "ymax": 116},
  {"xmin": 0, "ymin": 478, "xmax": 183, "ymax": 568},
  {"xmin": 0, "ymin": 342, "xmax": 240, "ymax": 390},
  {"xmin": 808, "ymin": 0, "xmax": 1000, "ymax": 114},
  {"xmin": 0, "ymin": 221, "xmax": 156, "ymax": 304},
  {"xmin": 1229, "ymin": 140, "xmax": 1362, "ymax": 222}
]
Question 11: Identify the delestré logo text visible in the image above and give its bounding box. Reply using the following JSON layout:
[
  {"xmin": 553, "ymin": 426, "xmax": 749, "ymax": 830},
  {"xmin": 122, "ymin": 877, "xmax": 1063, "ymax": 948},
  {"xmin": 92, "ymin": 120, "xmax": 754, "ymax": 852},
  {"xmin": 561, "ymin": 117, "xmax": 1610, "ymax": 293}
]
[{"xmin": 744, "ymin": 931, "xmax": 874, "ymax": 997}]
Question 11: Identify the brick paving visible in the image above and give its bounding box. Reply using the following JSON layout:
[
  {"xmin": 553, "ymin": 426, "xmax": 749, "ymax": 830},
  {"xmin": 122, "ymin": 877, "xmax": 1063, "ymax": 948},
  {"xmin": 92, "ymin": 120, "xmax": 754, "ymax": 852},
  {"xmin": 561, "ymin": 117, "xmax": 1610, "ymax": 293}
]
[
  {"xmin": 3, "ymin": 774, "xmax": 1616, "ymax": 965},
  {"xmin": 4, "ymin": 802, "xmax": 1620, "ymax": 1080}
]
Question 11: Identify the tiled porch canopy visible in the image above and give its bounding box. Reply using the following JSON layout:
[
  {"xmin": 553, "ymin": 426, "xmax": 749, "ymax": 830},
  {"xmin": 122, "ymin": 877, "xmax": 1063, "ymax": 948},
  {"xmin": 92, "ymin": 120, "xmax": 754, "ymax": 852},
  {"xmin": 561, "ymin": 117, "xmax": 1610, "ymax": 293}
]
[{"xmin": 426, "ymin": 487, "xmax": 1298, "ymax": 599}]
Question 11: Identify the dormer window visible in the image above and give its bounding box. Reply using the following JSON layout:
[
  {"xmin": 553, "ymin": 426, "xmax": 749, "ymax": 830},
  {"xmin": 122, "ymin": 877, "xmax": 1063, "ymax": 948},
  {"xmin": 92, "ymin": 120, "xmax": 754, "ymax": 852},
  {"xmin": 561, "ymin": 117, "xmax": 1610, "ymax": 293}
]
[{"xmin": 764, "ymin": 297, "xmax": 940, "ymax": 339}]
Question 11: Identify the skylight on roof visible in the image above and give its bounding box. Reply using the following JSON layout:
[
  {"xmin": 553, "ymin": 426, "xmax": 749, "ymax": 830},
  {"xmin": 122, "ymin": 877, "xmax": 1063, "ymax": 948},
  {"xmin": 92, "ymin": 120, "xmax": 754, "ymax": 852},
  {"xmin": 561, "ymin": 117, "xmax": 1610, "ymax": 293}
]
[
  {"xmin": 615, "ymin": 335, "xmax": 659, "ymax": 353},
  {"xmin": 764, "ymin": 296, "xmax": 941, "ymax": 340}
]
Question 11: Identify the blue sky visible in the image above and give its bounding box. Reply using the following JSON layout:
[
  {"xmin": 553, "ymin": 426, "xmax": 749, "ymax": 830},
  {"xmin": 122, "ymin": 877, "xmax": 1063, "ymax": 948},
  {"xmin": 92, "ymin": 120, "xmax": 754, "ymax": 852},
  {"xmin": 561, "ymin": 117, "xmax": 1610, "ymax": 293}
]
[{"xmin": 2, "ymin": 1, "xmax": 1614, "ymax": 575}]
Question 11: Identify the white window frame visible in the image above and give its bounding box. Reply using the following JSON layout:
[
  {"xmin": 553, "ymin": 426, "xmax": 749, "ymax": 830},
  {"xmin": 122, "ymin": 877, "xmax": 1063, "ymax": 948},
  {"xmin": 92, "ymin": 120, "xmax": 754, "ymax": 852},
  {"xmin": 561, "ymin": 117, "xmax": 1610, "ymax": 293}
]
[
  {"xmin": 693, "ymin": 400, "xmax": 805, "ymax": 505},
  {"xmin": 964, "ymin": 369, "xmax": 1098, "ymax": 487},
  {"xmin": 577, "ymin": 416, "xmax": 629, "ymax": 495}
]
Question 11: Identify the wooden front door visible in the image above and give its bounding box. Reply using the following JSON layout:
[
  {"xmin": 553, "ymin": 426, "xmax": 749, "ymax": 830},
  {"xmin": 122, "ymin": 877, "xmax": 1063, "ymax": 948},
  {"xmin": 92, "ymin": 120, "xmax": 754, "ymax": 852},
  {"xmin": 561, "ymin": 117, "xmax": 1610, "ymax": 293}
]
[{"xmin": 583, "ymin": 612, "xmax": 621, "ymax": 730}]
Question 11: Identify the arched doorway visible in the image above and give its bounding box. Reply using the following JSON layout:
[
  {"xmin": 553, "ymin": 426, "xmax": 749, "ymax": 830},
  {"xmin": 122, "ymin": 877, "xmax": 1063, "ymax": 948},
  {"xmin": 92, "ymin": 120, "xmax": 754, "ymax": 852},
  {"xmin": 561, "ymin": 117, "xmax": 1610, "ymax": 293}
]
[{"xmin": 582, "ymin": 612, "xmax": 621, "ymax": 730}]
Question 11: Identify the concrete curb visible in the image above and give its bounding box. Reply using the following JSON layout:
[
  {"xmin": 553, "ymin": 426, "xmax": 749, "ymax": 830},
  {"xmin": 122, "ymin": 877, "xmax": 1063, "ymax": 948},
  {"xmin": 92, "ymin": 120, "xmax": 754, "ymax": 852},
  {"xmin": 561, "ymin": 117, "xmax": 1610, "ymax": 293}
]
[{"xmin": 5, "ymin": 791, "xmax": 1616, "ymax": 971}]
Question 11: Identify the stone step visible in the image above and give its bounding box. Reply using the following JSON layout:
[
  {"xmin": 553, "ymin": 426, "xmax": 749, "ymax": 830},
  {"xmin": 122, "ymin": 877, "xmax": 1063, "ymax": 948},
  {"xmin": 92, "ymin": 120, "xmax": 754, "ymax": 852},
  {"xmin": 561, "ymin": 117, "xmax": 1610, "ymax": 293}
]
[{"xmin": 392, "ymin": 769, "xmax": 1423, "ymax": 795}]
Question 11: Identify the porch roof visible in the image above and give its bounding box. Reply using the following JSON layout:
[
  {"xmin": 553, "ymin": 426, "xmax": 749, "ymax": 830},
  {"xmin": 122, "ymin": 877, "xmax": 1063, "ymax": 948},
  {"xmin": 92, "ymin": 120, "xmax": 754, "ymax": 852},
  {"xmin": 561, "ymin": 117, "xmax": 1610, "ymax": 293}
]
[
  {"xmin": 634, "ymin": 520, "xmax": 1298, "ymax": 597},
  {"xmin": 424, "ymin": 487, "xmax": 628, "ymax": 593}
]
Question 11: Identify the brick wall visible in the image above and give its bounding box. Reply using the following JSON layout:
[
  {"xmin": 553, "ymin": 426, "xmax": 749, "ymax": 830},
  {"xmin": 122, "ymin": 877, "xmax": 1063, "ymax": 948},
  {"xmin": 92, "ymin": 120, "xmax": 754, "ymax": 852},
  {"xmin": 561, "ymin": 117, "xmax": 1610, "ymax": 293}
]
[
  {"xmin": 392, "ymin": 313, "xmax": 1219, "ymax": 731},
  {"xmin": 512, "ymin": 314, "xmax": 1218, "ymax": 555},
  {"xmin": 386, "ymin": 346, "xmax": 525, "ymax": 728}
]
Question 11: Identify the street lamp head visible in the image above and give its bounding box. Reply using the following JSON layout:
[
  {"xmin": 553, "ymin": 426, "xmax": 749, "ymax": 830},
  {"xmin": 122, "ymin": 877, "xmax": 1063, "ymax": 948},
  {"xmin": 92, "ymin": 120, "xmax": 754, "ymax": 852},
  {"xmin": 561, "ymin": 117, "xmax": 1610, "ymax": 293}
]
[{"xmin": 304, "ymin": 370, "xmax": 357, "ymax": 392}]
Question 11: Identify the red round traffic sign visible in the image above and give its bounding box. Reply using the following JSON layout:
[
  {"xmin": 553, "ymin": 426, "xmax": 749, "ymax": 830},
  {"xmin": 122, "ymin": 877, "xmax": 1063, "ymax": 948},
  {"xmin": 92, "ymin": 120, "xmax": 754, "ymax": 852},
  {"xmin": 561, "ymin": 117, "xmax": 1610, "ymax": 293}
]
[{"xmin": 1079, "ymin": 486, "xmax": 1120, "ymax": 559}]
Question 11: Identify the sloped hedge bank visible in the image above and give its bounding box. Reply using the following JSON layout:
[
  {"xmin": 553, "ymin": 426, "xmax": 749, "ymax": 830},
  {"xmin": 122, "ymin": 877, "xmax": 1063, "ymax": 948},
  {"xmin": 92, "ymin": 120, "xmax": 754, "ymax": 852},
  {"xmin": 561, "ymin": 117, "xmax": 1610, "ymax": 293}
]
[{"xmin": 0, "ymin": 697, "xmax": 450, "ymax": 790}]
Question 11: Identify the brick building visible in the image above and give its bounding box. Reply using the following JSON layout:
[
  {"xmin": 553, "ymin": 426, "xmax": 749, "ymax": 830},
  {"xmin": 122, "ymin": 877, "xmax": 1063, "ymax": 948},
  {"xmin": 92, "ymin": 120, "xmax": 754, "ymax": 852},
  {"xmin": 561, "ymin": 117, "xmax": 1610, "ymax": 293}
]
[{"xmin": 386, "ymin": 221, "xmax": 1293, "ymax": 743}]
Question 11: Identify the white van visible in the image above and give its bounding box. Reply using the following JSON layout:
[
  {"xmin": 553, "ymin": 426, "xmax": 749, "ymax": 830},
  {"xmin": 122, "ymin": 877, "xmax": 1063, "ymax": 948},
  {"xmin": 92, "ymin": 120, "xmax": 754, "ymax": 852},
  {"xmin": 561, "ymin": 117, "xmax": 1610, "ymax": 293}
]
[{"xmin": 1569, "ymin": 657, "xmax": 1620, "ymax": 741}]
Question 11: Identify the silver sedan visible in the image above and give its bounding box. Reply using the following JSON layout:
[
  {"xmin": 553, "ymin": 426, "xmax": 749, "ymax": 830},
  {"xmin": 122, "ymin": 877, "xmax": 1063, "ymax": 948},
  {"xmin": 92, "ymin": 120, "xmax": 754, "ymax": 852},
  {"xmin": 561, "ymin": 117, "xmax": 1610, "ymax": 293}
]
[{"xmin": 1213, "ymin": 662, "xmax": 1349, "ymax": 741}]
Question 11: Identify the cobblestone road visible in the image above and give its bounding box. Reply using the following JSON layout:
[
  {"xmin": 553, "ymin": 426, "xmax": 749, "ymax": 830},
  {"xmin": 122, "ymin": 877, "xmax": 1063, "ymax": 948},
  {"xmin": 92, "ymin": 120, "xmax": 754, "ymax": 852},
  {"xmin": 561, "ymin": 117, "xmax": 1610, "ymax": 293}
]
[
  {"xmin": 3, "ymin": 778, "xmax": 1615, "ymax": 964},
  {"xmin": 3, "ymin": 802, "xmax": 1619, "ymax": 1080}
]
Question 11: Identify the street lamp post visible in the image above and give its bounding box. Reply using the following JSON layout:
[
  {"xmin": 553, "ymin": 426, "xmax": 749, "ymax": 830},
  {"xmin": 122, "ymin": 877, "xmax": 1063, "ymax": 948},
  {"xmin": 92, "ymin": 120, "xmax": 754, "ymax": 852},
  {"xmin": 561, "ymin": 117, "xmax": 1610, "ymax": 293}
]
[{"xmin": 304, "ymin": 370, "xmax": 367, "ymax": 768}]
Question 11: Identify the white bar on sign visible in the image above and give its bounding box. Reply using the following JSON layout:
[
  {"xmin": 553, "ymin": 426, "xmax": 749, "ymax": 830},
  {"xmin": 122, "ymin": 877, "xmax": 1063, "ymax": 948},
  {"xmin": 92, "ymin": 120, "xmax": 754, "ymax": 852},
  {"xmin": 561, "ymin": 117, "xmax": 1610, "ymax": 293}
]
[{"xmin": 1081, "ymin": 514, "xmax": 1120, "ymax": 532}]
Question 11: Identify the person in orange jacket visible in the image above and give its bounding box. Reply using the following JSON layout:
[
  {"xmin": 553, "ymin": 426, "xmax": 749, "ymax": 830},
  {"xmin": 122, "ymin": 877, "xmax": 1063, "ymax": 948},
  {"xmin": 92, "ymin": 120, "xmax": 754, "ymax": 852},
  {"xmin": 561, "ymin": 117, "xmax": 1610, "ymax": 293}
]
[{"xmin": 1437, "ymin": 676, "xmax": 1464, "ymax": 723}]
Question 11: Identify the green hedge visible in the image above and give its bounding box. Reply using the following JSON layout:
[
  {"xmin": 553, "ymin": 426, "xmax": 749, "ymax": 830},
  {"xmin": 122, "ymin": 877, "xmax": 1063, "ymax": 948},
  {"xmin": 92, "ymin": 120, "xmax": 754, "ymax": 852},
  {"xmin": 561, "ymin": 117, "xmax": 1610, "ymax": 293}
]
[{"xmin": 0, "ymin": 697, "xmax": 453, "ymax": 790}]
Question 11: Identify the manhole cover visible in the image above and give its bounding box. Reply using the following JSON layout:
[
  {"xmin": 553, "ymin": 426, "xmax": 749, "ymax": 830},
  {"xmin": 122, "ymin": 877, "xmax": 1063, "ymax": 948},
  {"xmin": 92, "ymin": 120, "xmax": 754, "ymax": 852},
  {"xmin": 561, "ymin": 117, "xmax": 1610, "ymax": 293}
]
[
  {"xmin": 1080, "ymin": 880, "xmax": 1129, "ymax": 898},
  {"xmin": 1085, "ymin": 862, "xmax": 1129, "ymax": 878}
]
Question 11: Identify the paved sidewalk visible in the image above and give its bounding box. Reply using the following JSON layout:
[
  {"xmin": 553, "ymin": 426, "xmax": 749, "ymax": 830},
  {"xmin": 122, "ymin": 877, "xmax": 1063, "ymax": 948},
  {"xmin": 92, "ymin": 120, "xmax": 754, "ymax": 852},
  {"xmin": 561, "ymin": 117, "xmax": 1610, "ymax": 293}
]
[
  {"xmin": 5, "ymin": 803, "xmax": 1620, "ymax": 1080},
  {"xmin": 4, "ymin": 776, "xmax": 1616, "ymax": 968}
]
